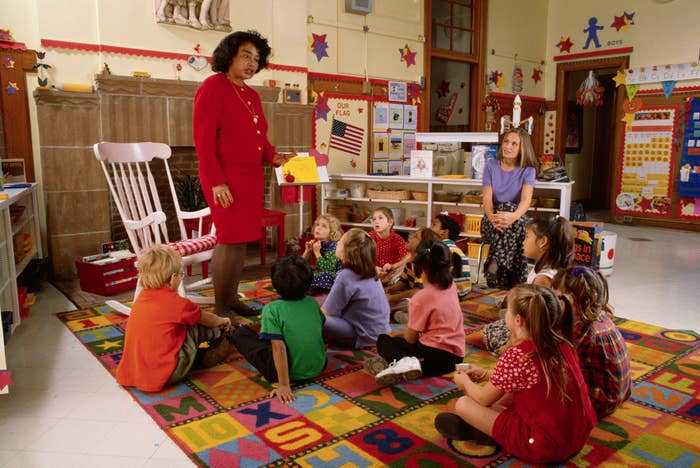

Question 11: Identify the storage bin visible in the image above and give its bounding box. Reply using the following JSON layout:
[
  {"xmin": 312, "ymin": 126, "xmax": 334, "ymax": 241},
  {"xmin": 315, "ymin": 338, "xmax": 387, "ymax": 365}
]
[
  {"xmin": 465, "ymin": 215, "xmax": 482, "ymax": 235},
  {"xmin": 467, "ymin": 242, "xmax": 489, "ymax": 259},
  {"xmin": 599, "ymin": 230, "xmax": 617, "ymax": 270},
  {"xmin": 75, "ymin": 258, "xmax": 138, "ymax": 296},
  {"xmin": 17, "ymin": 286, "xmax": 29, "ymax": 318},
  {"xmin": 411, "ymin": 191, "xmax": 428, "ymax": 201},
  {"xmin": 366, "ymin": 189, "xmax": 411, "ymax": 200},
  {"xmin": 350, "ymin": 183, "xmax": 366, "ymax": 198}
]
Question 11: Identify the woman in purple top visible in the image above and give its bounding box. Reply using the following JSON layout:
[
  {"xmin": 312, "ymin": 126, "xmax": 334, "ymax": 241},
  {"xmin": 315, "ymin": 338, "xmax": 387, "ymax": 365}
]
[
  {"xmin": 481, "ymin": 128, "xmax": 539, "ymax": 289},
  {"xmin": 322, "ymin": 228, "xmax": 391, "ymax": 349}
]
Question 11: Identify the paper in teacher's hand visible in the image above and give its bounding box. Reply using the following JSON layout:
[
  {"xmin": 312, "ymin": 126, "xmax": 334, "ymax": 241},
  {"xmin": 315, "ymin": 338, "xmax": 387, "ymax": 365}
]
[{"xmin": 282, "ymin": 156, "xmax": 320, "ymax": 183}]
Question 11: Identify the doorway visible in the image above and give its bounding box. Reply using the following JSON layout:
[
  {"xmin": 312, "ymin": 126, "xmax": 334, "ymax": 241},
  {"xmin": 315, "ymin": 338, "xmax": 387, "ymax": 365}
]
[{"xmin": 555, "ymin": 56, "xmax": 629, "ymax": 217}]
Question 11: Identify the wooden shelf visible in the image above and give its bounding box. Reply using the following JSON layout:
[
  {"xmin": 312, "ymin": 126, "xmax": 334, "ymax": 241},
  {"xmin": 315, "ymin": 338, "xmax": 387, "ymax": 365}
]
[
  {"xmin": 326, "ymin": 196, "xmax": 428, "ymax": 206},
  {"xmin": 340, "ymin": 221, "xmax": 419, "ymax": 232},
  {"xmin": 11, "ymin": 213, "xmax": 34, "ymax": 235},
  {"xmin": 14, "ymin": 247, "xmax": 37, "ymax": 278}
]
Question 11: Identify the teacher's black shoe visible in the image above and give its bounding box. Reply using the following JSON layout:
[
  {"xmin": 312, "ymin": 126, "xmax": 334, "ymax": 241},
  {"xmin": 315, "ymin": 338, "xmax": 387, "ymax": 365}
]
[
  {"xmin": 229, "ymin": 300, "xmax": 260, "ymax": 317},
  {"xmin": 434, "ymin": 413, "xmax": 495, "ymax": 445}
]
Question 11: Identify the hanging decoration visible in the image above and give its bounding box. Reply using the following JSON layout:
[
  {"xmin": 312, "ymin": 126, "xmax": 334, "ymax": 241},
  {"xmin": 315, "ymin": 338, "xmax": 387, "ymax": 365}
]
[
  {"xmin": 309, "ymin": 33, "xmax": 329, "ymax": 62},
  {"xmin": 2, "ymin": 57, "xmax": 14, "ymax": 69},
  {"xmin": 556, "ymin": 36, "xmax": 574, "ymax": 53},
  {"xmin": 532, "ymin": 67, "xmax": 542, "ymax": 84},
  {"xmin": 576, "ymin": 70, "xmax": 604, "ymax": 106},
  {"xmin": 437, "ymin": 80, "xmax": 450, "ymax": 98},
  {"xmin": 187, "ymin": 44, "xmax": 208, "ymax": 71},
  {"xmin": 511, "ymin": 61, "xmax": 523, "ymax": 94},
  {"xmin": 625, "ymin": 83, "xmax": 640, "ymax": 101},
  {"xmin": 5, "ymin": 82, "xmax": 18, "ymax": 95},
  {"xmin": 625, "ymin": 62, "xmax": 700, "ymax": 85},
  {"xmin": 661, "ymin": 80, "xmax": 677, "ymax": 100},
  {"xmin": 33, "ymin": 51, "xmax": 51, "ymax": 88},
  {"xmin": 398, "ymin": 44, "xmax": 417, "ymax": 68},
  {"xmin": 489, "ymin": 70, "xmax": 505, "ymax": 89}
]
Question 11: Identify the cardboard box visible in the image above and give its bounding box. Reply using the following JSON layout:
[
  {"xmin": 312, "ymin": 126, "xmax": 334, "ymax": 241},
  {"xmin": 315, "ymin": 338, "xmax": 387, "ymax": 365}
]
[
  {"xmin": 75, "ymin": 258, "xmax": 138, "ymax": 296},
  {"xmin": 572, "ymin": 222, "xmax": 604, "ymax": 269}
]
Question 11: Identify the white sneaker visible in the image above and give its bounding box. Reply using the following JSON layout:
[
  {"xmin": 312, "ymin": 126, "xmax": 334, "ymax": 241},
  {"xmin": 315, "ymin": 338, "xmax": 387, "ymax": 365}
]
[{"xmin": 375, "ymin": 356, "xmax": 422, "ymax": 386}]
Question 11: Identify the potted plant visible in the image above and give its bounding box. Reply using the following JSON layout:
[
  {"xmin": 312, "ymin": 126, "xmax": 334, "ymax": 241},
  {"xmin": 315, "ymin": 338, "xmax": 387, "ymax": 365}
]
[{"xmin": 174, "ymin": 174, "xmax": 208, "ymax": 211}]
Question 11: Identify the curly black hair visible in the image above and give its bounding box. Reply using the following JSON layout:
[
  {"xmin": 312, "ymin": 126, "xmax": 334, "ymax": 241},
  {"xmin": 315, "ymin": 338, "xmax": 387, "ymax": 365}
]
[
  {"xmin": 435, "ymin": 214, "xmax": 460, "ymax": 241},
  {"xmin": 211, "ymin": 30, "xmax": 272, "ymax": 73},
  {"xmin": 271, "ymin": 255, "xmax": 313, "ymax": 300}
]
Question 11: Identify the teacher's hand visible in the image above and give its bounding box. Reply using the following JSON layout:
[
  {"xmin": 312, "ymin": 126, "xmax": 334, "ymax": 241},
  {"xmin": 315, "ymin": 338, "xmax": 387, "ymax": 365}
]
[
  {"xmin": 212, "ymin": 184, "xmax": 233, "ymax": 208},
  {"xmin": 272, "ymin": 152, "xmax": 296, "ymax": 167}
]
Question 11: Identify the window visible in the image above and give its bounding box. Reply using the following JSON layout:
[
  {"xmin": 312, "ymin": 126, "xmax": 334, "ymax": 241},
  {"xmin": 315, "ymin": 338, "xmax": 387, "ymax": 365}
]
[{"xmin": 424, "ymin": 0, "xmax": 486, "ymax": 132}]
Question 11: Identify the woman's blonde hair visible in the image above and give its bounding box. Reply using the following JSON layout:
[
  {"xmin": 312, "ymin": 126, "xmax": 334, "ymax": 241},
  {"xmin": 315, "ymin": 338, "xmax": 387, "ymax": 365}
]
[
  {"xmin": 498, "ymin": 127, "xmax": 540, "ymax": 171},
  {"xmin": 341, "ymin": 228, "xmax": 377, "ymax": 280},
  {"xmin": 137, "ymin": 244, "xmax": 183, "ymax": 289},
  {"xmin": 315, "ymin": 214, "xmax": 343, "ymax": 241}
]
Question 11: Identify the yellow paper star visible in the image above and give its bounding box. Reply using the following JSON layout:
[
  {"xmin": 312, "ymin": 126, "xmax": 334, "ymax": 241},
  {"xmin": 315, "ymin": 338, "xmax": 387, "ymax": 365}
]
[
  {"xmin": 96, "ymin": 339, "xmax": 121, "ymax": 351},
  {"xmin": 613, "ymin": 70, "xmax": 627, "ymax": 87}
]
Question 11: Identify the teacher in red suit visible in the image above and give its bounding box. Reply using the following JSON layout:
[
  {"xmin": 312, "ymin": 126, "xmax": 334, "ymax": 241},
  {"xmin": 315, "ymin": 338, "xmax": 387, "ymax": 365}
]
[{"xmin": 193, "ymin": 30, "xmax": 292, "ymax": 319}]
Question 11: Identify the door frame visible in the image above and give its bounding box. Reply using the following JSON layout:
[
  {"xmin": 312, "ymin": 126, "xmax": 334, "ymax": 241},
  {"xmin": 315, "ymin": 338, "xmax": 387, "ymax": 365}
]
[{"xmin": 555, "ymin": 56, "xmax": 629, "ymax": 212}]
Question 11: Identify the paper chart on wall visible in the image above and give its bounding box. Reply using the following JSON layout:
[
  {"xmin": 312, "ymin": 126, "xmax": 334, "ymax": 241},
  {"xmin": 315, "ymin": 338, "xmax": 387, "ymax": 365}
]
[{"xmin": 616, "ymin": 107, "xmax": 677, "ymax": 216}]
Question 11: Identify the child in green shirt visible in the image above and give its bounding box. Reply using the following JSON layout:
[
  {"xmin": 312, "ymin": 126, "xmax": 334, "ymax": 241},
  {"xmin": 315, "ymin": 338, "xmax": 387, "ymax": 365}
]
[{"xmin": 230, "ymin": 255, "xmax": 326, "ymax": 402}]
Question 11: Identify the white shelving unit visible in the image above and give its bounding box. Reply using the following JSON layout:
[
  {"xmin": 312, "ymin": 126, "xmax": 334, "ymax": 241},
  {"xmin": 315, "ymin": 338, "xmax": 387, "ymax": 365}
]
[
  {"xmin": 321, "ymin": 174, "xmax": 574, "ymax": 238},
  {"xmin": 0, "ymin": 183, "xmax": 43, "ymax": 394}
]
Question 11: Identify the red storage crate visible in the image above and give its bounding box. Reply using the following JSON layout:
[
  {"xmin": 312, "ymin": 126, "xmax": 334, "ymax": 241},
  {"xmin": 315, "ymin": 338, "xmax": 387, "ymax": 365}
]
[
  {"xmin": 75, "ymin": 258, "xmax": 138, "ymax": 296},
  {"xmin": 18, "ymin": 286, "xmax": 29, "ymax": 318}
]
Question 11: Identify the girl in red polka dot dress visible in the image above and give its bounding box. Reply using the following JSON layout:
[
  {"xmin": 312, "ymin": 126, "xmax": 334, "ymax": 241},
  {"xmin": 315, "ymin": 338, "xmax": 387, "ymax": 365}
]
[
  {"xmin": 368, "ymin": 207, "xmax": 410, "ymax": 284},
  {"xmin": 435, "ymin": 284, "xmax": 596, "ymax": 464}
]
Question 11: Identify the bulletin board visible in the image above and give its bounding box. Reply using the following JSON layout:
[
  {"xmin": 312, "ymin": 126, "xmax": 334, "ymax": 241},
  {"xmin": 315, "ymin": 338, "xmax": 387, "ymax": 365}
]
[
  {"xmin": 615, "ymin": 105, "xmax": 678, "ymax": 217},
  {"xmin": 370, "ymin": 100, "xmax": 418, "ymax": 175},
  {"xmin": 313, "ymin": 94, "xmax": 371, "ymax": 175}
]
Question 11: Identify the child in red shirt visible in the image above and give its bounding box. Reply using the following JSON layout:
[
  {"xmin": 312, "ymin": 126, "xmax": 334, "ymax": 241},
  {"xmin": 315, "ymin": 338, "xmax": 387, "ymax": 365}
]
[
  {"xmin": 116, "ymin": 245, "xmax": 233, "ymax": 392},
  {"xmin": 369, "ymin": 207, "xmax": 409, "ymax": 284},
  {"xmin": 435, "ymin": 284, "xmax": 596, "ymax": 464}
]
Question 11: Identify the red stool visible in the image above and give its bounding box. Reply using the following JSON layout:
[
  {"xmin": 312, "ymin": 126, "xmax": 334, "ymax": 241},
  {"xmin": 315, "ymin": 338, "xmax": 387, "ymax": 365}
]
[{"xmin": 261, "ymin": 209, "xmax": 286, "ymax": 265}]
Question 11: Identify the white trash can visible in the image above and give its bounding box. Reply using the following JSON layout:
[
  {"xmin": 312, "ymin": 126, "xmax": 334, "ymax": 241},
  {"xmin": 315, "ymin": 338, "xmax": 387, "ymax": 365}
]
[{"xmin": 599, "ymin": 231, "xmax": 617, "ymax": 270}]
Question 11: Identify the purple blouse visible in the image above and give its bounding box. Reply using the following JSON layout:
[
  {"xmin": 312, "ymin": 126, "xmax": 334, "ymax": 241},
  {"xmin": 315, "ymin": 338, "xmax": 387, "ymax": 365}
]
[{"xmin": 482, "ymin": 159, "xmax": 536, "ymax": 205}]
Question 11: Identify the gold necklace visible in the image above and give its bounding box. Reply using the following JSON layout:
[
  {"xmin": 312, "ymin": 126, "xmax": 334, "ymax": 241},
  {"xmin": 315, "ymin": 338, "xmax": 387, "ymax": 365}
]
[{"xmin": 229, "ymin": 79, "xmax": 259, "ymax": 124}]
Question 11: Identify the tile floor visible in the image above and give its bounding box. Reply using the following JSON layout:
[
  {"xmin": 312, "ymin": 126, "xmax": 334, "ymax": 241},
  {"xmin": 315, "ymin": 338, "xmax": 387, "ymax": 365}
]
[{"xmin": 0, "ymin": 222, "xmax": 698, "ymax": 467}]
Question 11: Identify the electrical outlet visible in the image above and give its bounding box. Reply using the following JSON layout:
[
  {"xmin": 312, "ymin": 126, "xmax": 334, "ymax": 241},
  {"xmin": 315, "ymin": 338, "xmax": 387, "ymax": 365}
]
[{"xmin": 623, "ymin": 215, "xmax": 633, "ymax": 223}]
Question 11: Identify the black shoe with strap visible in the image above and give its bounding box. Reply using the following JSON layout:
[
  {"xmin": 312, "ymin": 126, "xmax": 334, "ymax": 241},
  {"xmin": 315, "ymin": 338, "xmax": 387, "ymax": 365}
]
[
  {"xmin": 434, "ymin": 412, "xmax": 496, "ymax": 445},
  {"xmin": 229, "ymin": 300, "xmax": 260, "ymax": 317}
]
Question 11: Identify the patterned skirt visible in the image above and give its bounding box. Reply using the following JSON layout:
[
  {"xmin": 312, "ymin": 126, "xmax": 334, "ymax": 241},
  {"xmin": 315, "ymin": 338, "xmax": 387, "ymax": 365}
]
[{"xmin": 480, "ymin": 202, "xmax": 529, "ymax": 289}]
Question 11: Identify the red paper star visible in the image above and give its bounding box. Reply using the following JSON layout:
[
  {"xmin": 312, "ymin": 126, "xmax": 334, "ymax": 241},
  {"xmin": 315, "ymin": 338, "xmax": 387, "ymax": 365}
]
[
  {"xmin": 437, "ymin": 80, "xmax": 450, "ymax": 98},
  {"xmin": 314, "ymin": 92, "xmax": 330, "ymax": 121},
  {"xmin": 399, "ymin": 44, "xmax": 417, "ymax": 68},
  {"xmin": 611, "ymin": 14, "xmax": 628, "ymax": 32},
  {"xmin": 556, "ymin": 36, "xmax": 573, "ymax": 53},
  {"xmin": 638, "ymin": 196, "xmax": 652, "ymax": 212},
  {"xmin": 532, "ymin": 68, "xmax": 542, "ymax": 84}
]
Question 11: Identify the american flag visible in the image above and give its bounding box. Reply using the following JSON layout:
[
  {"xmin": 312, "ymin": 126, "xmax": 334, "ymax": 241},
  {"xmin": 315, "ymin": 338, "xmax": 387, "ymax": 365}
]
[{"xmin": 329, "ymin": 119, "xmax": 364, "ymax": 156}]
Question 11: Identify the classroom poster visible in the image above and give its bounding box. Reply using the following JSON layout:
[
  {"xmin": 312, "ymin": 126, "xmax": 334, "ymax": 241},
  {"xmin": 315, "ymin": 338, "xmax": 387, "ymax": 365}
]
[
  {"xmin": 678, "ymin": 97, "xmax": 700, "ymax": 219},
  {"xmin": 389, "ymin": 103, "xmax": 404, "ymax": 129},
  {"xmin": 403, "ymin": 132, "xmax": 416, "ymax": 158},
  {"xmin": 373, "ymin": 132, "xmax": 389, "ymax": 159},
  {"xmin": 404, "ymin": 104, "xmax": 417, "ymax": 129},
  {"xmin": 388, "ymin": 160, "xmax": 402, "ymax": 175},
  {"xmin": 615, "ymin": 106, "xmax": 677, "ymax": 217},
  {"xmin": 389, "ymin": 133, "xmax": 404, "ymax": 159},
  {"xmin": 373, "ymin": 102, "xmax": 389, "ymax": 130}
]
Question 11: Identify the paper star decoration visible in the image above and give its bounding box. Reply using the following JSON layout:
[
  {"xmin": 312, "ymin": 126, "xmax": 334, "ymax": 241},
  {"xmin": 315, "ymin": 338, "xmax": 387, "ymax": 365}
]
[
  {"xmin": 2, "ymin": 57, "xmax": 14, "ymax": 68},
  {"xmin": 621, "ymin": 112, "xmax": 635, "ymax": 126},
  {"xmin": 5, "ymin": 82, "xmax": 18, "ymax": 95},
  {"xmin": 624, "ymin": 11, "xmax": 635, "ymax": 24},
  {"xmin": 611, "ymin": 14, "xmax": 630, "ymax": 32},
  {"xmin": 638, "ymin": 196, "xmax": 652, "ymax": 212},
  {"xmin": 437, "ymin": 80, "xmax": 450, "ymax": 98},
  {"xmin": 399, "ymin": 44, "xmax": 417, "ymax": 68},
  {"xmin": 613, "ymin": 70, "xmax": 627, "ymax": 87},
  {"xmin": 556, "ymin": 36, "xmax": 573, "ymax": 53},
  {"xmin": 489, "ymin": 70, "xmax": 504, "ymax": 89},
  {"xmin": 532, "ymin": 67, "xmax": 542, "ymax": 84},
  {"xmin": 309, "ymin": 33, "xmax": 329, "ymax": 62},
  {"xmin": 314, "ymin": 91, "xmax": 330, "ymax": 121}
]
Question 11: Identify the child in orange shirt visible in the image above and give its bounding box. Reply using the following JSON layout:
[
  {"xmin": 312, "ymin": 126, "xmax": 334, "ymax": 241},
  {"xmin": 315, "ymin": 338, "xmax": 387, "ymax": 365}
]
[{"xmin": 116, "ymin": 245, "xmax": 233, "ymax": 392}]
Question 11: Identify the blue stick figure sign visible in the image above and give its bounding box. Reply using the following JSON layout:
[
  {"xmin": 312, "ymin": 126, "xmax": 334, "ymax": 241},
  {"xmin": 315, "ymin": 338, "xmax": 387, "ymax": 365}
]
[{"xmin": 583, "ymin": 17, "xmax": 604, "ymax": 49}]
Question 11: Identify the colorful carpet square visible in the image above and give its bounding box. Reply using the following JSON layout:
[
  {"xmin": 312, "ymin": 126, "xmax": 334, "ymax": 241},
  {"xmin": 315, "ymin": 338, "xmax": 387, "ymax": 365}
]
[{"xmin": 56, "ymin": 282, "xmax": 700, "ymax": 467}]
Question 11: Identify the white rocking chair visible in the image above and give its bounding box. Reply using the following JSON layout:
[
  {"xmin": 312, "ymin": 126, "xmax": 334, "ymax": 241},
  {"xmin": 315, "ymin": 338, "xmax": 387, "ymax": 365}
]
[{"xmin": 93, "ymin": 142, "xmax": 216, "ymax": 314}]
